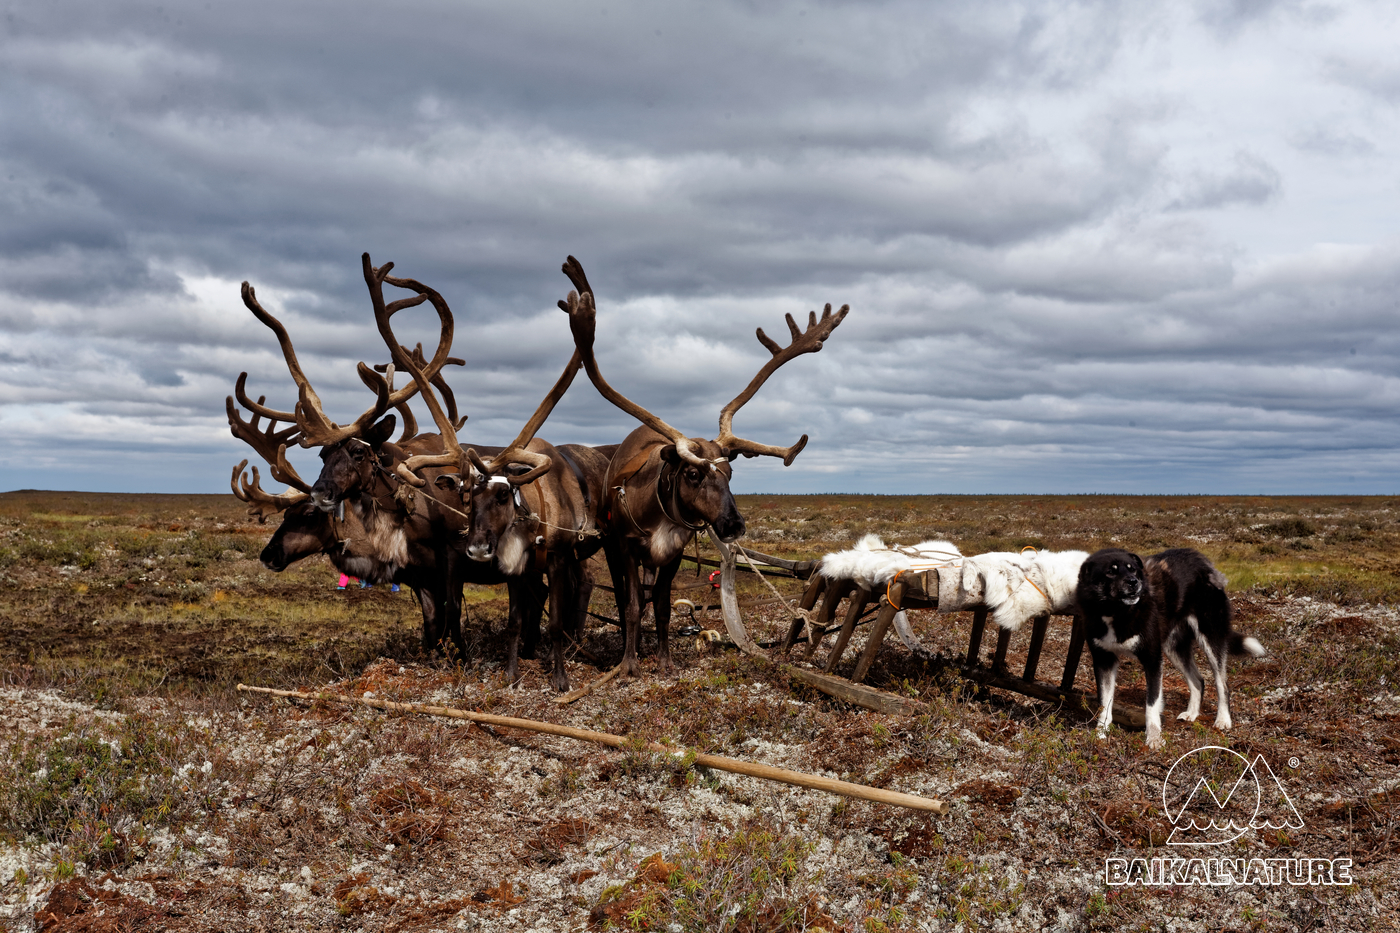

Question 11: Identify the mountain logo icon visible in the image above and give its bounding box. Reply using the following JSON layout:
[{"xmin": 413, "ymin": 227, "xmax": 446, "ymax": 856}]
[{"xmin": 1162, "ymin": 746, "xmax": 1305, "ymax": 846}]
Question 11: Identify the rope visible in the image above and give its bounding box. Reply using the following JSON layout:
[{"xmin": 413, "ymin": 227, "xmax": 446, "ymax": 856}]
[
  {"xmin": 734, "ymin": 545, "xmax": 817, "ymax": 644},
  {"xmin": 1014, "ymin": 545, "xmax": 1051, "ymax": 604},
  {"xmin": 533, "ymin": 516, "xmax": 602, "ymax": 540},
  {"xmin": 886, "ymin": 568, "xmax": 908, "ymax": 611},
  {"xmin": 656, "ymin": 460, "xmax": 708, "ymax": 530}
]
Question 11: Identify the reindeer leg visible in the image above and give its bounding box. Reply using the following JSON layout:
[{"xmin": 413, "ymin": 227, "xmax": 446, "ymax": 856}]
[
  {"xmin": 520, "ymin": 573, "xmax": 546, "ymax": 660},
  {"xmin": 572, "ymin": 561, "xmax": 594, "ymax": 645},
  {"xmin": 608, "ymin": 540, "xmax": 642, "ymax": 679},
  {"xmin": 504, "ymin": 577, "xmax": 527, "ymax": 685},
  {"xmin": 413, "ymin": 585, "xmax": 438, "ymax": 655},
  {"xmin": 546, "ymin": 555, "xmax": 575, "ymax": 692},
  {"xmin": 652, "ymin": 557, "xmax": 681, "ymax": 676},
  {"xmin": 442, "ymin": 551, "xmax": 467, "ymax": 663}
]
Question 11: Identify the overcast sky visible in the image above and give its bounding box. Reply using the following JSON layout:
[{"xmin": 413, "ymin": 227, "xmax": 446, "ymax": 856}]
[{"xmin": 2, "ymin": 0, "xmax": 1397, "ymax": 495}]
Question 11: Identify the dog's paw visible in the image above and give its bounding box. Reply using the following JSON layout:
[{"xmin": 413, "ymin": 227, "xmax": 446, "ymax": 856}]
[
  {"xmin": 1145, "ymin": 734, "xmax": 1165, "ymax": 750},
  {"xmin": 1176, "ymin": 710, "xmax": 1198, "ymax": 722},
  {"xmin": 1214, "ymin": 713, "xmax": 1233, "ymax": 730}
]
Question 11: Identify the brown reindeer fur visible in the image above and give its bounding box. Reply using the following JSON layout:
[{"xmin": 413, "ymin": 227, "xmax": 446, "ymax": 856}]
[
  {"xmin": 597, "ymin": 428, "xmax": 745, "ymax": 679},
  {"xmin": 461, "ymin": 439, "xmax": 612, "ymax": 690}
]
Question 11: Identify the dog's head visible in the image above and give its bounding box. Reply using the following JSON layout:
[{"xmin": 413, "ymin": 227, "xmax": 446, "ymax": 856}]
[{"xmin": 1078, "ymin": 548, "xmax": 1147, "ymax": 610}]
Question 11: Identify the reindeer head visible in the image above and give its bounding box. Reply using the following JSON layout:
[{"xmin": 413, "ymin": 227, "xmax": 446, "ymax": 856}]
[
  {"xmin": 259, "ymin": 500, "xmax": 337, "ymax": 571},
  {"xmin": 308, "ymin": 417, "xmax": 399, "ymax": 514},
  {"xmin": 460, "ymin": 458, "xmax": 539, "ymax": 572}
]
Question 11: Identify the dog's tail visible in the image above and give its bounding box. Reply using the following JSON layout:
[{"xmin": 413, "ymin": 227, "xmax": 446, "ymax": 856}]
[{"xmin": 1229, "ymin": 632, "xmax": 1267, "ymax": 657}]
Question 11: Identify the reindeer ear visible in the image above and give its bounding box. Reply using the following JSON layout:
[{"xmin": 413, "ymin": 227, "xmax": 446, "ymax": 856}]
[
  {"xmin": 366, "ymin": 415, "xmax": 397, "ymax": 447},
  {"xmin": 659, "ymin": 445, "xmax": 681, "ymax": 464},
  {"xmin": 434, "ymin": 474, "xmax": 463, "ymax": 492},
  {"xmin": 724, "ymin": 448, "xmax": 741, "ymax": 462}
]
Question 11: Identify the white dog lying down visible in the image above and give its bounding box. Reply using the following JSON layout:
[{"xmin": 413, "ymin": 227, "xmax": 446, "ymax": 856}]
[{"xmin": 819, "ymin": 535, "xmax": 1087, "ymax": 632}]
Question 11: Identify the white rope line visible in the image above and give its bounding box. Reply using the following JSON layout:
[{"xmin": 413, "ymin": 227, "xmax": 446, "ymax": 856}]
[{"xmin": 735, "ymin": 544, "xmax": 817, "ymax": 644}]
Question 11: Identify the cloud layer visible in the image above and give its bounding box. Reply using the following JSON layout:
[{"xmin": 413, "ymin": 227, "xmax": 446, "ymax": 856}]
[{"xmin": 1, "ymin": 1, "xmax": 1397, "ymax": 494}]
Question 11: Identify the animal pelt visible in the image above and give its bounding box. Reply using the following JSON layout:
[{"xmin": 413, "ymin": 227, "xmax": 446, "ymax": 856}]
[
  {"xmin": 818, "ymin": 534, "xmax": 961, "ymax": 591},
  {"xmin": 1077, "ymin": 547, "xmax": 1266, "ymax": 749},
  {"xmin": 957, "ymin": 549, "xmax": 1089, "ymax": 631}
]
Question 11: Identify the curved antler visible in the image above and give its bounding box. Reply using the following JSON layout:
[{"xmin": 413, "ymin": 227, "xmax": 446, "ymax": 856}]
[
  {"xmin": 241, "ymin": 274, "xmax": 459, "ymax": 448},
  {"xmin": 233, "ymin": 372, "xmax": 298, "ymax": 424},
  {"xmin": 230, "ymin": 459, "xmax": 308, "ymax": 521},
  {"xmin": 374, "ymin": 342, "xmax": 465, "ymax": 443},
  {"xmin": 225, "ymin": 394, "xmax": 312, "ymax": 492},
  {"xmin": 362, "ymin": 254, "xmax": 469, "ymax": 485},
  {"xmin": 466, "ymin": 346, "xmax": 582, "ymax": 485},
  {"xmin": 715, "ymin": 303, "xmax": 849, "ymax": 466},
  {"xmin": 558, "ymin": 257, "xmax": 706, "ymax": 466}
]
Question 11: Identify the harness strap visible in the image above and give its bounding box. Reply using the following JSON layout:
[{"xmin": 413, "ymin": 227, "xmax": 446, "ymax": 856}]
[
  {"xmin": 886, "ymin": 568, "xmax": 909, "ymax": 611},
  {"xmin": 656, "ymin": 459, "xmax": 708, "ymax": 531}
]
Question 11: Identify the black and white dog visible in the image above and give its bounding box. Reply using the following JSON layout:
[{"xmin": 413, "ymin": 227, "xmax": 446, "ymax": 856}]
[{"xmin": 1076, "ymin": 547, "xmax": 1266, "ymax": 748}]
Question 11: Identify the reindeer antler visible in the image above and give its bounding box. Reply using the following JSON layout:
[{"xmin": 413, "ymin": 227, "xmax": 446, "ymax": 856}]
[
  {"xmin": 241, "ymin": 282, "xmax": 392, "ymax": 446},
  {"xmin": 558, "ymin": 257, "xmax": 708, "ymax": 466},
  {"xmin": 374, "ymin": 342, "xmax": 464, "ymax": 443},
  {"xmin": 434, "ymin": 257, "xmax": 590, "ymax": 486},
  {"xmin": 230, "ymin": 459, "xmax": 308, "ymax": 521},
  {"xmin": 240, "ymin": 274, "xmax": 458, "ymax": 448},
  {"xmin": 361, "ymin": 254, "xmax": 472, "ymax": 485},
  {"xmin": 225, "ymin": 393, "xmax": 313, "ymax": 493},
  {"xmin": 465, "ymin": 346, "xmax": 582, "ymax": 486},
  {"xmin": 715, "ymin": 303, "xmax": 849, "ymax": 466}
]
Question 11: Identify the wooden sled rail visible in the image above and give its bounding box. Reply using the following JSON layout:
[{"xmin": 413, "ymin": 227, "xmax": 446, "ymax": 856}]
[{"xmin": 680, "ymin": 545, "xmax": 819, "ymax": 579}]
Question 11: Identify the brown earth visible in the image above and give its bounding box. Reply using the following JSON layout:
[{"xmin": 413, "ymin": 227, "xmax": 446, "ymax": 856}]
[{"xmin": 0, "ymin": 490, "xmax": 1397, "ymax": 931}]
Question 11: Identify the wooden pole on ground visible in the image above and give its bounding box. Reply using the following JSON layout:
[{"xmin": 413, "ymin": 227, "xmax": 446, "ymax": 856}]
[{"xmin": 236, "ymin": 684, "xmax": 949, "ymax": 815}]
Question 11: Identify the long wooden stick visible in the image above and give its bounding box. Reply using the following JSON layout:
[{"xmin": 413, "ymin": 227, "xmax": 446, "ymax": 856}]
[{"xmin": 236, "ymin": 683, "xmax": 948, "ymax": 814}]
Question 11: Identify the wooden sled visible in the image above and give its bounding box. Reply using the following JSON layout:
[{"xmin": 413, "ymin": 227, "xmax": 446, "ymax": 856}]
[{"xmin": 704, "ymin": 537, "xmax": 1144, "ymax": 730}]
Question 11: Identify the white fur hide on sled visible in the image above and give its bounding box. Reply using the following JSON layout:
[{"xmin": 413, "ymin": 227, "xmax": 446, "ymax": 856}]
[
  {"xmin": 818, "ymin": 534, "xmax": 962, "ymax": 591},
  {"xmin": 957, "ymin": 549, "xmax": 1088, "ymax": 631}
]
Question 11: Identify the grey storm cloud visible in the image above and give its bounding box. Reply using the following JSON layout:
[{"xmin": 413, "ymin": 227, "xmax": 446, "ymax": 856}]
[{"xmin": 0, "ymin": 0, "xmax": 1397, "ymax": 495}]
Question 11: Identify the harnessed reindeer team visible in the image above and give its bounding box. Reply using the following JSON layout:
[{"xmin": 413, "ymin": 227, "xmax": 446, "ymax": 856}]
[
  {"xmin": 229, "ymin": 253, "xmax": 846, "ymax": 695},
  {"xmin": 228, "ymin": 253, "xmax": 1262, "ymax": 742}
]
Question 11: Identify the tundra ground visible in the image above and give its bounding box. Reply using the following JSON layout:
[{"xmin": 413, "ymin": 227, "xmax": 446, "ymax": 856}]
[{"xmin": 0, "ymin": 490, "xmax": 1396, "ymax": 932}]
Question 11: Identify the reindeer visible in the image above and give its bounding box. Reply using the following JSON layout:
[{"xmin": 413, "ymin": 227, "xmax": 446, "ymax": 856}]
[
  {"xmin": 558, "ymin": 257, "xmax": 848, "ymax": 678},
  {"xmin": 449, "ymin": 428, "xmax": 614, "ymax": 691},
  {"xmin": 228, "ymin": 256, "xmax": 509, "ymax": 659},
  {"xmin": 349, "ymin": 252, "xmax": 611, "ymax": 679},
  {"xmin": 372, "ymin": 263, "xmax": 614, "ymax": 691}
]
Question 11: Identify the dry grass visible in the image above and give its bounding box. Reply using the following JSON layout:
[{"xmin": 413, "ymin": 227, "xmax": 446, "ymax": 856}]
[{"xmin": 0, "ymin": 490, "xmax": 1396, "ymax": 931}]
